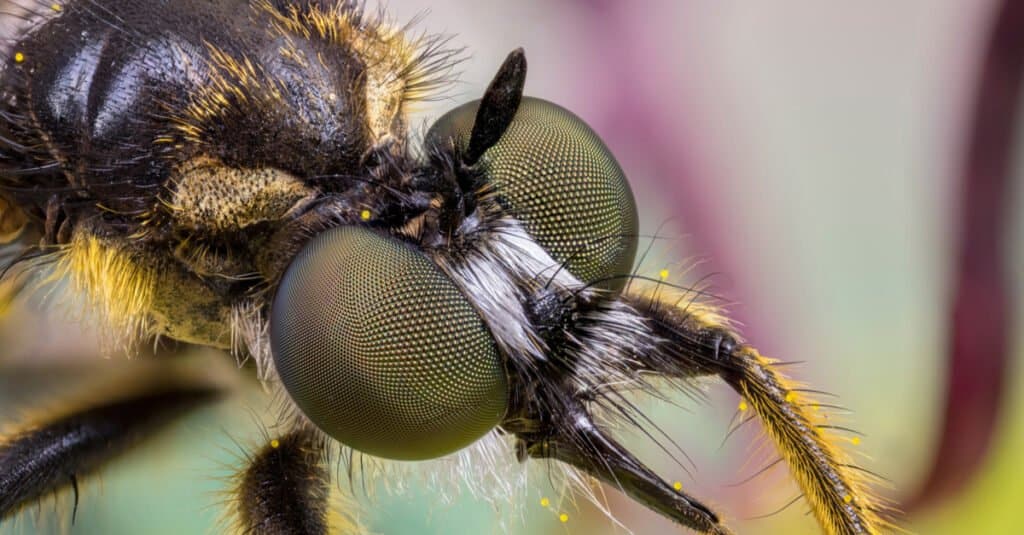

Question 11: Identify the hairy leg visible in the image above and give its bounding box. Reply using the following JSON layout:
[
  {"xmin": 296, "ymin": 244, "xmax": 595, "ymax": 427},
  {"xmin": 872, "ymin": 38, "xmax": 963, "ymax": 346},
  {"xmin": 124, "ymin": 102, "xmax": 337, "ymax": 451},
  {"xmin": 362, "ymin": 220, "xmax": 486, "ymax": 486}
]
[
  {"xmin": 623, "ymin": 291, "xmax": 890, "ymax": 534},
  {"xmin": 505, "ymin": 277, "xmax": 890, "ymax": 533},
  {"xmin": 505, "ymin": 288, "xmax": 734, "ymax": 533},
  {"xmin": 233, "ymin": 427, "xmax": 340, "ymax": 535},
  {"xmin": 0, "ymin": 381, "xmax": 220, "ymax": 521}
]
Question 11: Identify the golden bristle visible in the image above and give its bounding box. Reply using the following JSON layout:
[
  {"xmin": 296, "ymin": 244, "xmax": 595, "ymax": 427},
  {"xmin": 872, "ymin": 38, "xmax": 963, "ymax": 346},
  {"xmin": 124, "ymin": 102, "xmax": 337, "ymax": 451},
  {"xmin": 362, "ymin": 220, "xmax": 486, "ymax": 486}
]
[{"xmin": 47, "ymin": 229, "xmax": 157, "ymax": 353}]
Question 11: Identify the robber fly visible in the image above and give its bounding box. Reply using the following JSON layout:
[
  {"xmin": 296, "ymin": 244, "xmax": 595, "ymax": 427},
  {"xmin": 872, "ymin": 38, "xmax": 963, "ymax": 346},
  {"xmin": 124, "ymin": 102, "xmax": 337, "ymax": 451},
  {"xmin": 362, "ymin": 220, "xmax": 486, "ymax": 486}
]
[{"xmin": 0, "ymin": 1, "xmax": 891, "ymax": 533}]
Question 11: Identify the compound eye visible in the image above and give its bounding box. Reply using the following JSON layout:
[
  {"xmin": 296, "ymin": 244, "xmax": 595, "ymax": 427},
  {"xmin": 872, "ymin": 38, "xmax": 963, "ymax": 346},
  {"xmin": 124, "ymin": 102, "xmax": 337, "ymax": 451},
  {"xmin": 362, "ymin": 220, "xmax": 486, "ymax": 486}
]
[
  {"xmin": 270, "ymin": 226, "xmax": 508, "ymax": 460},
  {"xmin": 427, "ymin": 97, "xmax": 639, "ymax": 291}
]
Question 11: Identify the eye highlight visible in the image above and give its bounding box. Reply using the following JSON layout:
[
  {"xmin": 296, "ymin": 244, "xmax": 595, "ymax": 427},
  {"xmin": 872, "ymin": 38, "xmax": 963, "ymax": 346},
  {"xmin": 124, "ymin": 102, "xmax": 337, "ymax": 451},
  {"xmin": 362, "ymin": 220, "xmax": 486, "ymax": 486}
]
[
  {"xmin": 428, "ymin": 97, "xmax": 639, "ymax": 290},
  {"xmin": 270, "ymin": 226, "xmax": 508, "ymax": 460}
]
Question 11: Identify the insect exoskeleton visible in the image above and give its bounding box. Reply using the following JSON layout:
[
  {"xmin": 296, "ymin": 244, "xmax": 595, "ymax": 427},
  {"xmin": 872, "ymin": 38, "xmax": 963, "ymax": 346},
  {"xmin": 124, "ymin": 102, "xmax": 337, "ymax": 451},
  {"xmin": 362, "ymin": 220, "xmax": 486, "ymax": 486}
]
[{"xmin": 0, "ymin": 2, "xmax": 889, "ymax": 534}]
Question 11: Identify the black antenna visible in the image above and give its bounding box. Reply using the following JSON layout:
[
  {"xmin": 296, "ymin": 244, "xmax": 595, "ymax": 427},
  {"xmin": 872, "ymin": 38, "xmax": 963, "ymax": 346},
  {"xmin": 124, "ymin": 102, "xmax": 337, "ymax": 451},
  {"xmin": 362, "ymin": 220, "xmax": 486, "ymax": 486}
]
[{"xmin": 465, "ymin": 48, "xmax": 527, "ymax": 165}]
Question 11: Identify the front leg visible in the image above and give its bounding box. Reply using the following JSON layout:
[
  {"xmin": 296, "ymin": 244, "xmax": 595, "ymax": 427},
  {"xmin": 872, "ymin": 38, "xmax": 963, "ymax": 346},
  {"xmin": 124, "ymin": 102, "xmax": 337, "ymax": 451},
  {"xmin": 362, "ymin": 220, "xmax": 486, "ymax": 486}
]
[
  {"xmin": 505, "ymin": 280, "xmax": 891, "ymax": 534},
  {"xmin": 504, "ymin": 288, "xmax": 735, "ymax": 533},
  {"xmin": 622, "ymin": 291, "xmax": 891, "ymax": 534}
]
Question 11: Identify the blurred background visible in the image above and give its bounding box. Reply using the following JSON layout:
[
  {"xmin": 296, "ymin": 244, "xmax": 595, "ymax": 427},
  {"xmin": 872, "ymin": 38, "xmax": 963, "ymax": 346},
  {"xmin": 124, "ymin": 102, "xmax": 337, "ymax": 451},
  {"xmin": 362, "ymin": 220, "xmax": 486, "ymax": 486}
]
[{"xmin": 1, "ymin": 0, "xmax": 1021, "ymax": 533}]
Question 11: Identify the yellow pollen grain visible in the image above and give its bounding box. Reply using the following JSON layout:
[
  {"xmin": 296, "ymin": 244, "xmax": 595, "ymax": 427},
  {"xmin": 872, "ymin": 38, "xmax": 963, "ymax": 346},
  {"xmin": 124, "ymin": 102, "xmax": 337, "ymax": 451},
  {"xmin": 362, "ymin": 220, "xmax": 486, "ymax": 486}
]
[
  {"xmin": 843, "ymin": 494, "xmax": 853, "ymax": 504},
  {"xmin": 785, "ymin": 391, "xmax": 797, "ymax": 403},
  {"xmin": 13, "ymin": 52, "xmax": 24, "ymax": 63},
  {"xmin": 360, "ymin": 209, "xmax": 371, "ymax": 221},
  {"xmin": 270, "ymin": 439, "xmax": 280, "ymax": 449},
  {"xmin": 51, "ymin": 3, "xmax": 61, "ymax": 11},
  {"xmin": 540, "ymin": 497, "xmax": 550, "ymax": 508},
  {"xmin": 738, "ymin": 400, "xmax": 748, "ymax": 412},
  {"xmin": 673, "ymin": 481, "xmax": 683, "ymax": 491},
  {"xmin": 559, "ymin": 513, "xmax": 569, "ymax": 523},
  {"xmin": 659, "ymin": 268, "xmax": 669, "ymax": 280},
  {"xmin": 851, "ymin": 436, "xmax": 861, "ymax": 446}
]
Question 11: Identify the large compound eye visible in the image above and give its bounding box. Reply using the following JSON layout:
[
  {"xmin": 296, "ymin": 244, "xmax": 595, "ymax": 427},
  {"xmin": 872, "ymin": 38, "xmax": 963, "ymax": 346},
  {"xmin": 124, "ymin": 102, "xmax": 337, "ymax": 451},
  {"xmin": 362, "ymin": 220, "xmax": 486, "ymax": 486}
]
[
  {"xmin": 427, "ymin": 97, "xmax": 639, "ymax": 290},
  {"xmin": 270, "ymin": 226, "xmax": 508, "ymax": 460}
]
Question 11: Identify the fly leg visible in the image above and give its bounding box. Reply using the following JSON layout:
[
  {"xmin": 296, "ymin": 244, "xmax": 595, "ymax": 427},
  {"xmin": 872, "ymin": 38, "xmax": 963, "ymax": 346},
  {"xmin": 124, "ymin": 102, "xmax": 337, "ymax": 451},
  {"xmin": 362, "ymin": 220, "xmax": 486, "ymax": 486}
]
[
  {"xmin": 232, "ymin": 426, "xmax": 342, "ymax": 535},
  {"xmin": 0, "ymin": 377, "xmax": 220, "ymax": 521},
  {"xmin": 622, "ymin": 291, "xmax": 890, "ymax": 535},
  {"xmin": 504, "ymin": 287, "xmax": 734, "ymax": 533}
]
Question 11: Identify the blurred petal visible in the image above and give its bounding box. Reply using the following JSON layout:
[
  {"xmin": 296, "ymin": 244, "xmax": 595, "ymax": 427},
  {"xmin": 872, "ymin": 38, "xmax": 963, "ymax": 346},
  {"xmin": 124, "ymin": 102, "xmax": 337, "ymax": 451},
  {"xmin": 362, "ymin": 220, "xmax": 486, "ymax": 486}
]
[{"xmin": 910, "ymin": 0, "xmax": 1021, "ymax": 510}]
